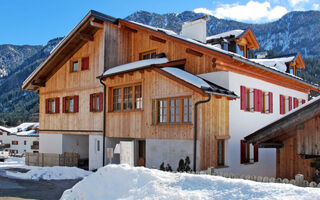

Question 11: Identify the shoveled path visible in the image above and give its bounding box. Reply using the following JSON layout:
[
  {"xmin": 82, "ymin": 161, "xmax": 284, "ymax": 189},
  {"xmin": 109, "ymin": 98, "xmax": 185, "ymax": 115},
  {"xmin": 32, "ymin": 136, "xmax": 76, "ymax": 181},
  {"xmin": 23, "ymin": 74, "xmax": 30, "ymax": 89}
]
[{"xmin": 0, "ymin": 168, "xmax": 80, "ymax": 200}]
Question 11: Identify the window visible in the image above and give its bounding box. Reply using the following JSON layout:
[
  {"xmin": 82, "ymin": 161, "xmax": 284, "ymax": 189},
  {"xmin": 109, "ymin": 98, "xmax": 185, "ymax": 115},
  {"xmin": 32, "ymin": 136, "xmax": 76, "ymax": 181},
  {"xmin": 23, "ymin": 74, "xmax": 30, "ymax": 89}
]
[
  {"xmin": 170, "ymin": 99, "xmax": 180, "ymax": 123},
  {"xmin": 139, "ymin": 50, "xmax": 157, "ymax": 60},
  {"xmin": 12, "ymin": 141, "xmax": 18, "ymax": 145},
  {"xmin": 63, "ymin": 96, "xmax": 79, "ymax": 113},
  {"xmin": 81, "ymin": 57, "xmax": 89, "ymax": 70},
  {"xmin": 110, "ymin": 84, "xmax": 142, "ymax": 112},
  {"xmin": 158, "ymin": 100, "xmax": 168, "ymax": 123},
  {"xmin": 183, "ymin": 98, "xmax": 192, "ymax": 123},
  {"xmin": 112, "ymin": 88, "xmax": 122, "ymax": 111},
  {"xmin": 96, "ymin": 139, "xmax": 100, "ymax": 152},
  {"xmin": 236, "ymin": 45, "xmax": 244, "ymax": 57},
  {"xmin": 24, "ymin": 141, "xmax": 26, "ymax": 145},
  {"xmin": 45, "ymin": 98, "xmax": 60, "ymax": 114},
  {"xmin": 123, "ymin": 87, "xmax": 133, "ymax": 110},
  {"xmin": 240, "ymin": 86, "xmax": 273, "ymax": 114},
  {"xmin": 90, "ymin": 93, "xmax": 103, "ymax": 112},
  {"xmin": 135, "ymin": 85, "xmax": 142, "ymax": 110},
  {"xmin": 154, "ymin": 97, "xmax": 192, "ymax": 124},
  {"xmin": 280, "ymin": 95, "xmax": 293, "ymax": 114},
  {"xmin": 240, "ymin": 140, "xmax": 258, "ymax": 164},
  {"xmin": 71, "ymin": 61, "xmax": 78, "ymax": 72},
  {"xmin": 217, "ymin": 140, "xmax": 225, "ymax": 166}
]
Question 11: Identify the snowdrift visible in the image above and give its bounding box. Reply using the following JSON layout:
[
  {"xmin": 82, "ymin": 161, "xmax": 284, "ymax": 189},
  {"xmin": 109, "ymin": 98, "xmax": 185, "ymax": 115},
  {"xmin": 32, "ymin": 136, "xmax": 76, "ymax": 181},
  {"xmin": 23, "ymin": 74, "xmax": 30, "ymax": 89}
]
[{"xmin": 61, "ymin": 164, "xmax": 320, "ymax": 200}]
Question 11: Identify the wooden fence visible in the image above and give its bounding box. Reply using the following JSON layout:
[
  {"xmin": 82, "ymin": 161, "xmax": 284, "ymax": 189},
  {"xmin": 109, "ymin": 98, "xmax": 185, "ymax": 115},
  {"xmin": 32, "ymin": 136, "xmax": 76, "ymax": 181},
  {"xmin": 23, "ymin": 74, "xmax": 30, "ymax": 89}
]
[{"xmin": 25, "ymin": 152, "xmax": 78, "ymax": 167}]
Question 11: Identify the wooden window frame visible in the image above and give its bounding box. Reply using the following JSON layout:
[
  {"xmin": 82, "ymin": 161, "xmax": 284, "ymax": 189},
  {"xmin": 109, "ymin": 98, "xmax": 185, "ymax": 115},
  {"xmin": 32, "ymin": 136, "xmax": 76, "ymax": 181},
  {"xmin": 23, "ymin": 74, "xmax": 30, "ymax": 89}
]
[
  {"xmin": 183, "ymin": 98, "xmax": 192, "ymax": 123},
  {"xmin": 110, "ymin": 83, "xmax": 143, "ymax": 112},
  {"xmin": 139, "ymin": 49, "xmax": 157, "ymax": 60},
  {"xmin": 70, "ymin": 60, "xmax": 79, "ymax": 72},
  {"xmin": 63, "ymin": 96, "xmax": 78, "ymax": 113},
  {"xmin": 155, "ymin": 96, "xmax": 192, "ymax": 125},
  {"xmin": 90, "ymin": 93, "xmax": 103, "ymax": 112}
]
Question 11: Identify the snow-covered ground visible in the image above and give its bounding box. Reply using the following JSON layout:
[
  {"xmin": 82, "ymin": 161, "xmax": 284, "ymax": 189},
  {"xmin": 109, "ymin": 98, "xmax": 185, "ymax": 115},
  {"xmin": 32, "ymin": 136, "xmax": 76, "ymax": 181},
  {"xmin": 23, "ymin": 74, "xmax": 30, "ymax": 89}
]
[
  {"xmin": 61, "ymin": 164, "xmax": 320, "ymax": 200},
  {"xmin": 0, "ymin": 157, "xmax": 91, "ymax": 181}
]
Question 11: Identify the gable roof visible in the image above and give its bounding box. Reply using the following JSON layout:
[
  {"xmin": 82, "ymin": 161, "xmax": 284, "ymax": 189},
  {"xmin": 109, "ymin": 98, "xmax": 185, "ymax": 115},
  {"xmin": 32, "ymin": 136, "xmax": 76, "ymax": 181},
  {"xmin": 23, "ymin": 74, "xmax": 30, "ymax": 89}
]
[
  {"xmin": 22, "ymin": 10, "xmax": 117, "ymax": 90},
  {"xmin": 22, "ymin": 10, "xmax": 317, "ymax": 93},
  {"xmin": 245, "ymin": 96, "xmax": 320, "ymax": 145},
  {"xmin": 101, "ymin": 58, "xmax": 237, "ymax": 98}
]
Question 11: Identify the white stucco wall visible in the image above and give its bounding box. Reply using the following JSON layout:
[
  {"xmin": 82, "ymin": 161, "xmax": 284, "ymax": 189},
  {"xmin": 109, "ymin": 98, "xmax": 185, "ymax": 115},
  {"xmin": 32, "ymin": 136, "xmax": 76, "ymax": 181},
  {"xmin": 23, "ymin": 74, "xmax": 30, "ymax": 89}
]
[
  {"xmin": 40, "ymin": 133, "xmax": 63, "ymax": 154},
  {"xmin": 200, "ymin": 71, "xmax": 309, "ymax": 177},
  {"xmin": 146, "ymin": 139, "xmax": 200, "ymax": 171},
  {"xmin": 62, "ymin": 134, "xmax": 89, "ymax": 159},
  {"xmin": 89, "ymin": 135, "xmax": 103, "ymax": 170}
]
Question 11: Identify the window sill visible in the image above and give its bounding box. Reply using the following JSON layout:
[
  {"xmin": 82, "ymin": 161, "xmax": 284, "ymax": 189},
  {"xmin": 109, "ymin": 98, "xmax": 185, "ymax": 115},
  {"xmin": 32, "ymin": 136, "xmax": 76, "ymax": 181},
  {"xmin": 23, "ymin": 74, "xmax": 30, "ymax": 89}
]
[
  {"xmin": 241, "ymin": 162, "xmax": 255, "ymax": 165},
  {"xmin": 154, "ymin": 123, "xmax": 193, "ymax": 126},
  {"xmin": 108, "ymin": 109, "xmax": 143, "ymax": 113}
]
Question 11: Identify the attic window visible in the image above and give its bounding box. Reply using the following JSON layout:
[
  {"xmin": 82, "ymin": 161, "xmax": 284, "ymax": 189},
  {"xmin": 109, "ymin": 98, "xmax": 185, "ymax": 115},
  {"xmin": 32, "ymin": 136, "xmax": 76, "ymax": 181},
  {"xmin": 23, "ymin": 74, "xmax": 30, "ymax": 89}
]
[
  {"xmin": 71, "ymin": 61, "xmax": 78, "ymax": 72},
  {"xmin": 139, "ymin": 50, "xmax": 157, "ymax": 60}
]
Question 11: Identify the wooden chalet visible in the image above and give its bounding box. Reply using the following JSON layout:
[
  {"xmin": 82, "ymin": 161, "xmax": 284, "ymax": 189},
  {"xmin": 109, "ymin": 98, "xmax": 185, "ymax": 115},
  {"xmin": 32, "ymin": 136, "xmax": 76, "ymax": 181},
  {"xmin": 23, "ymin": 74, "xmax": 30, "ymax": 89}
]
[{"xmin": 245, "ymin": 96, "xmax": 320, "ymax": 181}]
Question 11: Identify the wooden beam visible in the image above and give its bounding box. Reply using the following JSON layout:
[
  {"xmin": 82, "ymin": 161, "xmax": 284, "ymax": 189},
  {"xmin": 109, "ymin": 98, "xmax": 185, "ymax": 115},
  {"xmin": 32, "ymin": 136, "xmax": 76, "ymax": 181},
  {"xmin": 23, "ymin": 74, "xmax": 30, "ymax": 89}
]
[
  {"xmin": 186, "ymin": 48, "xmax": 203, "ymax": 57},
  {"xmin": 258, "ymin": 142, "xmax": 283, "ymax": 148},
  {"xmin": 77, "ymin": 32, "xmax": 94, "ymax": 41},
  {"xmin": 89, "ymin": 21, "xmax": 104, "ymax": 29},
  {"xmin": 150, "ymin": 35, "xmax": 166, "ymax": 43},
  {"xmin": 120, "ymin": 24, "xmax": 138, "ymax": 33}
]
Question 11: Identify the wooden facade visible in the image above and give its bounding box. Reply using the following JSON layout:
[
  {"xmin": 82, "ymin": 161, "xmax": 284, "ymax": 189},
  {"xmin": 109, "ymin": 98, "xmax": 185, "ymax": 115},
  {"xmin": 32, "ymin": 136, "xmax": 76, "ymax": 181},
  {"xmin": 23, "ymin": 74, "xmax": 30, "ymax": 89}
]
[{"xmin": 103, "ymin": 68, "xmax": 230, "ymax": 169}]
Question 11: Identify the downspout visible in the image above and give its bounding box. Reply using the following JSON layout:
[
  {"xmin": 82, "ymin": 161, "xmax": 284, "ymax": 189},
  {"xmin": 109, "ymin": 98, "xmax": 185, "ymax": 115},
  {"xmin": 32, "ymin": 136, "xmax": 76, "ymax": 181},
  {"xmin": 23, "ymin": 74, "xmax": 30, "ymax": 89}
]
[
  {"xmin": 99, "ymin": 78, "xmax": 107, "ymax": 166},
  {"xmin": 193, "ymin": 93, "xmax": 212, "ymax": 171}
]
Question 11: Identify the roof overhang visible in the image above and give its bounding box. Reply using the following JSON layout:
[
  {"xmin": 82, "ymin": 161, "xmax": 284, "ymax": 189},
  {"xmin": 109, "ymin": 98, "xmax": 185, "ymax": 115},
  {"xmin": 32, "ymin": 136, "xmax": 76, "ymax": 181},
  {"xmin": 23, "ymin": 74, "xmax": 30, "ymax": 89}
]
[
  {"xmin": 22, "ymin": 10, "xmax": 117, "ymax": 91},
  {"xmin": 237, "ymin": 28, "xmax": 260, "ymax": 50}
]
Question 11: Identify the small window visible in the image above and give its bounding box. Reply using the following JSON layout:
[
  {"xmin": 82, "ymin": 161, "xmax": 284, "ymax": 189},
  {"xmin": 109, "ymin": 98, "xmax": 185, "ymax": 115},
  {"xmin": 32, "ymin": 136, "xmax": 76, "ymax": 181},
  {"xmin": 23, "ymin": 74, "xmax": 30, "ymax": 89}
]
[
  {"xmin": 139, "ymin": 50, "xmax": 157, "ymax": 60},
  {"xmin": 12, "ymin": 141, "xmax": 18, "ymax": 145},
  {"xmin": 46, "ymin": 98, "xmax": 60, "ymax": 114},
  {"xmin": 96, "ymin": 139, "xmax": 100, "ymax": 152},
  {"xmin": 71, "ymin": 61, "xmax": 78, "ymax": 72},
  {"xmin": 24, "ymin": 141, "xmax": 26, "ymax": 145},
  {"xmin": 66, "ymin": 97, "xmax": 74, "ymax": 112},
  {"xmin": 90, "ymin": 93, "xmax": 103, "ymax": 112},
  {"xmin": 113, "ymin": 88, "xmax": 122, "ymax": 111},
  {"xmin": 217, "ymin": 140, "xmax": 225, "ymax": 166},
  {"xmin": 63, "ymin": 96, "xmax": 79, "ymax": 113},
  {"xmin": 241, "ymin": 140, "xmax": 258, "ymax": 164}
]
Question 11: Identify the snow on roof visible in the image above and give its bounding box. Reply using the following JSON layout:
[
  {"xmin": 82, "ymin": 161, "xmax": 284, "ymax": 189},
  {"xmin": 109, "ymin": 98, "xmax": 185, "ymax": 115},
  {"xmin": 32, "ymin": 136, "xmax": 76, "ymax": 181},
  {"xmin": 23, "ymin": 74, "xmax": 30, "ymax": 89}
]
[
  {"xmin": 250, "ymin": 56, "xmax": 295, "ymax": 72},
  {"xmin": 161, "ymin": 67, "xmax": 211, "ymax": 89},
  {"xmin": 103, "ymin": 58, "xmax": 169, "ymax": 76},
  {"xmin": 0, "ymin": 126, "xmax": 13, "ymax": 133},
  {"xmin": 9, "ymin": 123, "xmax": 39, "ymax": 136},
  {"xmin": 61, "ymin": 164, "xmax": 320, "ymax": 200},
  {"xmin": 206, "ymin": 30, "xmax": 245, "ymax": 41}
]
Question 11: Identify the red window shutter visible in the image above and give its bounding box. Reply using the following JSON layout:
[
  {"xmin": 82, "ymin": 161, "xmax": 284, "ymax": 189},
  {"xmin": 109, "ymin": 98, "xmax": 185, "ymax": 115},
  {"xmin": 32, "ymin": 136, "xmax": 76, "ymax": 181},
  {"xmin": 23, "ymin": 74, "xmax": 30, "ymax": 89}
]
[
  {"xmin": 302, "ymin": 99, "xmax": 306, "ymax": 104},
  {"xmin": 280, "ymin": 95, "xmax": 284, "ymax": 114},
  {"xmin": 254, "ymin": 89, "xmax": 258, "ymax": 112},
  {"xmin": 90, "ymin": 94, "xmax": 93, "ymax": 112},
  {"xmin": 63, "ymin": 97, "xmax": 66, "ymax": 113},
  {"xmin": 55, "ymin": 98, "xmax": 60, "ymax": 113},
  {"xmin": 240, "ymin": 140, "xmax": 246, "ymax": 164},
  {"xmin": 45, "ymin": 99, "xmax": 49, "ymax": 114},
  {"xmin": 240, "ymin": 86, "xmax": 246, "ymax": 110},
  {"xmin": 82, "ymin": 57, "xmax": 89, "ymax": 70},
  {"xmin": 288, "ymin": 96, "xmax": 292, "ymax": 111},
  {"xmin": 99, "ymin": 93, "xmax": 103, "ymax": 112},
  {"xmin": 74, "ymin": 95, "xmax": 79, "ymax": 113},
  {"xmin": 293, "ymin": 97, "xmax": 298, "ymax": 109},
  {"xmin": 269, "ymin": 92, "xmax": 273, "ymax": 113},
  {"xmin": 254, "ymin": 145, "xmax": 259, "ymax": 162},
  {"xmin": 259, "ymin": 90, "xmax": 263, "ymax": 112}
]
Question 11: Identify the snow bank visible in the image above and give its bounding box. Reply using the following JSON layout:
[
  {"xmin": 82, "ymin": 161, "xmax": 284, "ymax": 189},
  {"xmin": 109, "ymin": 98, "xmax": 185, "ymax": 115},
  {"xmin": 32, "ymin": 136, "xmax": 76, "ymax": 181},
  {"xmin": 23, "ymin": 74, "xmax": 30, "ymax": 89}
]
[
  {"xmin": 61, "ymin": 164, "xmax": 320, "ymax": 200},
  {"xmin": 0, "ymin": 157, "xmax": 25, "ymax": 169},
  {"xmin": 5, "ymin": 166, "xmax": 91, "ymax": 181}
]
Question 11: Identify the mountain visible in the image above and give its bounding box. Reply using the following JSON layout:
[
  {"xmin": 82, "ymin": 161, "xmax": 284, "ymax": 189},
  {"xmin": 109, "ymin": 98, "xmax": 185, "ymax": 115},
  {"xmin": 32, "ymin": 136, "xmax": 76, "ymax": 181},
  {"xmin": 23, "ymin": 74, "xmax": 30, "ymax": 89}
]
[
  {"xmin": 126, "ymin": 10, "xmax": 320, "ymax": 58},
  {"xmin": 1, "ymin": 10, "xmax": 320, "ymax": 125},
  {"xmin": 0, "ymin": 38, "xmax": 62, "ymax": 126}
]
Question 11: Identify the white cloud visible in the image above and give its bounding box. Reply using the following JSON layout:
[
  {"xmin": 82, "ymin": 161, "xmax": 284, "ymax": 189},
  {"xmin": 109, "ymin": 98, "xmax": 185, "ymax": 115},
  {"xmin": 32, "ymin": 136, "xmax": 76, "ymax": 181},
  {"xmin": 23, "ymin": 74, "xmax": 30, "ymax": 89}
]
[
  {"xmin": 212, "ymin": 1, "xmax": 288, "ymax": 22},
  {"xmin": 313, "ymin": 3, "xmax": 319, "ymax": 10},
  {"xmin": 193, "ymin": 8, "xmax": 214, "ymax": 16},
  {"xmin": 289, "ymin": 0, "xmax": 309, "ymax": 7}
]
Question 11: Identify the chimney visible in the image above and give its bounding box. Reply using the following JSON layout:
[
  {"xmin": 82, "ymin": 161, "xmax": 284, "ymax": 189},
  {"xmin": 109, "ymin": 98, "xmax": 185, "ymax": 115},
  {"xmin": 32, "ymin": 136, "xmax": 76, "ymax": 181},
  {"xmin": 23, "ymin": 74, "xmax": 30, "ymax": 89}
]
[{"xmin": 180, "ymin": 15, "xmax": 209, "ymax": 43}]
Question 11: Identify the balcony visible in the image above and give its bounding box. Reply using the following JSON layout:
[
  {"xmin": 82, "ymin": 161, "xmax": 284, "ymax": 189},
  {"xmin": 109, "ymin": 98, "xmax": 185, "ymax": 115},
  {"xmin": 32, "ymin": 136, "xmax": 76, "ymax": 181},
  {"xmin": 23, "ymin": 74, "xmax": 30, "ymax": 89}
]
[{"xmin": 31, "ymin": 145, "xmax": 39, "ymax": 150}]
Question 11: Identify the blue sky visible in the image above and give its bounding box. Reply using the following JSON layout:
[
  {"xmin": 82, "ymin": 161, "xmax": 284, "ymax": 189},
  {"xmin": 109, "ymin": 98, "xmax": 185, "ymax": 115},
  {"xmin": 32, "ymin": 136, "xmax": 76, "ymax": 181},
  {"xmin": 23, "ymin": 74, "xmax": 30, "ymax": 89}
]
[{"xmin": 1, "ymin": 0, "xmax": 319, "ymax": 45}]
